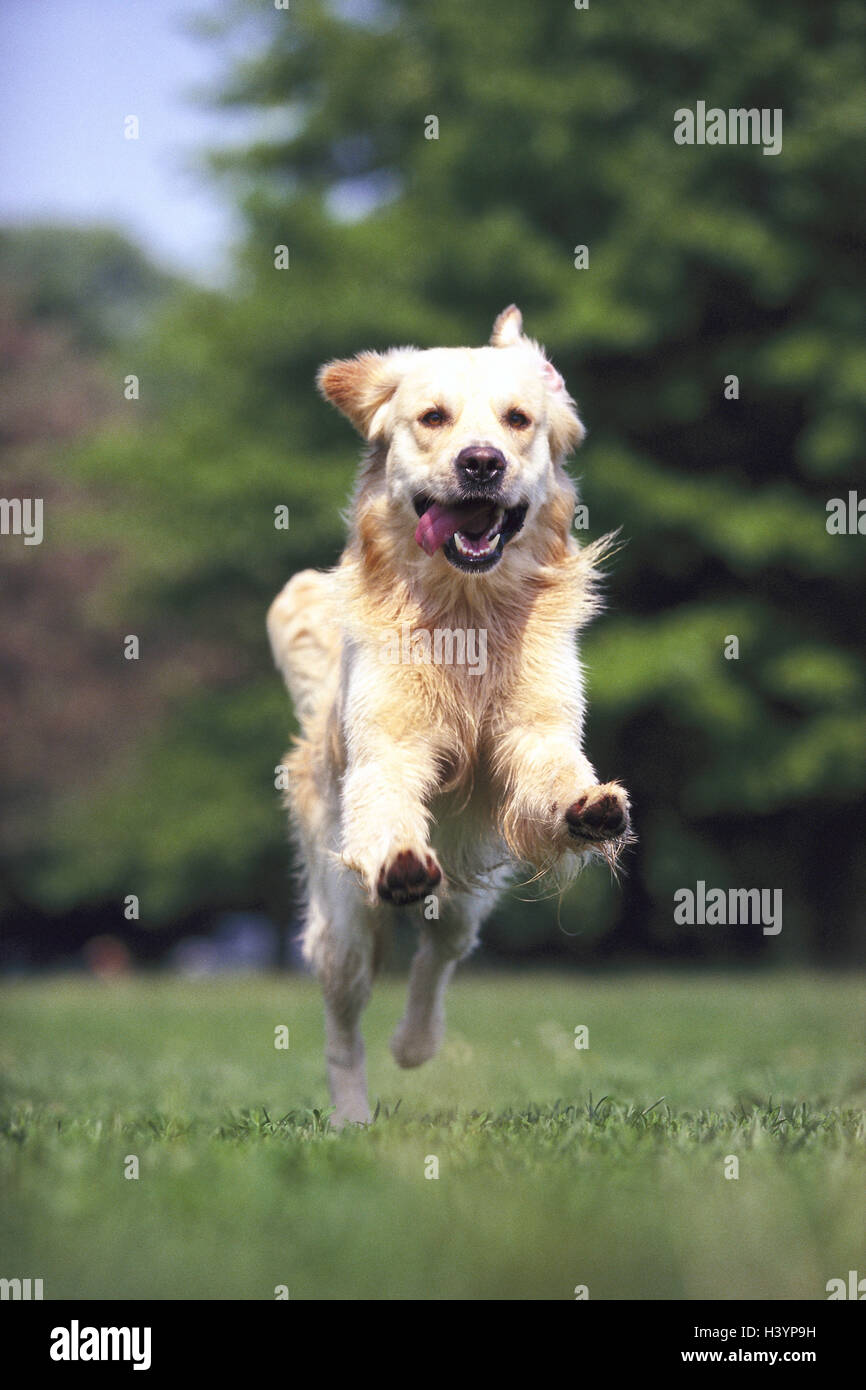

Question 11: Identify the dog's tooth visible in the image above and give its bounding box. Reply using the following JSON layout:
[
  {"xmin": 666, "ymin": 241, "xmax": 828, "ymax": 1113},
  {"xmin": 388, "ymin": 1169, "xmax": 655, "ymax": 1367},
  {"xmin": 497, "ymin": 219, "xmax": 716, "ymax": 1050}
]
[{"xmin": 453, "ymin": 529, "xmax": 501, "ymax": 560}]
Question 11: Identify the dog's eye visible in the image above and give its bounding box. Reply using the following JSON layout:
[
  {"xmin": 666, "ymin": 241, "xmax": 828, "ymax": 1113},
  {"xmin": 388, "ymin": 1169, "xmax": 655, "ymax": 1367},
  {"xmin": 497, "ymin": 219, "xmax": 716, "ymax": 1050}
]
[
  {"xmin": 418, "ymin": 408, "xmax": 448, "ymax": 427},
  {"xmin": 505, "ymin": 408, "xmax": 532, "ymax": 430}
]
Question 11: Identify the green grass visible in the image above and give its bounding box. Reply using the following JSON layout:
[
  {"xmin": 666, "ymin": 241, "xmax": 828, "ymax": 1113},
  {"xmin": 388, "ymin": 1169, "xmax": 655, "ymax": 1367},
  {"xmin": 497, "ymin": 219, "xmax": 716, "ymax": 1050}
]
[{"xmin": 1, "ymin": 970, "xmax": 864, "ymax": 1300}]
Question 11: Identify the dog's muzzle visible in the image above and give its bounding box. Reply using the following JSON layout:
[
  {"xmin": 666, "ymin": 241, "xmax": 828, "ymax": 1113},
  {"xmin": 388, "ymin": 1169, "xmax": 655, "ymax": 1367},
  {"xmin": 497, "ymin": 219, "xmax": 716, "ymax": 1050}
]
[{"xmin": 413, "ymin": 494, "xmax": 528, "ymax": 573}]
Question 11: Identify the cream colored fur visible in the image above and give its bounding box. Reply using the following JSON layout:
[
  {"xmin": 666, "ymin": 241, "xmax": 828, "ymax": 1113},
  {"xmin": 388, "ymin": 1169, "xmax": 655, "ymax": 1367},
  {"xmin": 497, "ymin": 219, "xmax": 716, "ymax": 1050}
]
[{"xmin": 267, "ymin": 306, "xmax": 630, "ymax": 1126}]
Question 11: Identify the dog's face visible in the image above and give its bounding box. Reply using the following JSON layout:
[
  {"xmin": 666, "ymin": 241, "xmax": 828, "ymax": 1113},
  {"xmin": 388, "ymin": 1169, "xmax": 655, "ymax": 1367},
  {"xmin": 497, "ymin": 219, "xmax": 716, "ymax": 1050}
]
[{"xmin": 318, "ymin": 306, "xmax": 584, "ymax": 575}]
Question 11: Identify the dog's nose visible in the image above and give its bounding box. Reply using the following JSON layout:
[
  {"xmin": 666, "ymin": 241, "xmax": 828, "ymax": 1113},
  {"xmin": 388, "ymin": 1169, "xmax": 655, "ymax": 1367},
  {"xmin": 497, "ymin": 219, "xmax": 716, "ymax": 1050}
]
[{"xmin": 454, "ymin": 446, "xmax": 506, "ymax": 486}]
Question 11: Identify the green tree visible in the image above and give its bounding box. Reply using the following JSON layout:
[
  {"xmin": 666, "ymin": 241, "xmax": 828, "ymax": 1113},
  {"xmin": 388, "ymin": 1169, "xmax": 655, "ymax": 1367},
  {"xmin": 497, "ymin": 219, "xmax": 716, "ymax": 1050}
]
[{"xmin": 11, "ymin": 0, "xmax": 865, "ymax": 960}]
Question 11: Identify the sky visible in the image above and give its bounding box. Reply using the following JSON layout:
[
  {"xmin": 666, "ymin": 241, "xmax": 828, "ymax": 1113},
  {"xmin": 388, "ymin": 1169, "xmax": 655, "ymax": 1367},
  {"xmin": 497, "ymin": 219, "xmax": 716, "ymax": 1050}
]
[{"xmin": 0, "ymin": 0, "xmax": 257, "ymax": 284}]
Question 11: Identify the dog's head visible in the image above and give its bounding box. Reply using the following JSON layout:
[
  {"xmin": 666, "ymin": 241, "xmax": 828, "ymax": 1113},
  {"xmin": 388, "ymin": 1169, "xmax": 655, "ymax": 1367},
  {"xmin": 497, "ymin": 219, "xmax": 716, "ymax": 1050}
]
[{"xmin": 317, "ymin": 305, "xmax": 583, "ymax": 576}]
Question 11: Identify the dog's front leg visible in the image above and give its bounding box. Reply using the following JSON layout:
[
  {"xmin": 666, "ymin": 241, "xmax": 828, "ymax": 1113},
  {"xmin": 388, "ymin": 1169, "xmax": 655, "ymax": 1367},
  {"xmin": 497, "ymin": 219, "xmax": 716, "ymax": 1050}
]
[
  {"xmin": 492, "ymin": 720, "xmax": 630, "ymax": 868},
  {"xmin": 340, "ymin": 722, "xmax": 447, "ymax": 905}
]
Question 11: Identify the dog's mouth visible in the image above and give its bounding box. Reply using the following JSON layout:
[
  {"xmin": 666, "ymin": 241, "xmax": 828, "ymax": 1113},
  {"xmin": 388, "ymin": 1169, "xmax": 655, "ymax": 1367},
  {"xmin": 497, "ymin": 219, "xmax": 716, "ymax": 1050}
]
[{"xmin": 413, "ymin": 495, "xmax": 528, "ymax": 573}]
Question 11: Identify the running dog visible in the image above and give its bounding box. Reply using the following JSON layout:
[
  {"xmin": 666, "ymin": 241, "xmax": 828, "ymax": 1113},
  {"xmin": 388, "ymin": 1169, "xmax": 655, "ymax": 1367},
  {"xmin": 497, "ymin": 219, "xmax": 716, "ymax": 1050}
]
[{"xmin": 267, "ymin": 305, "xmax": 630, "ymax": 1126}]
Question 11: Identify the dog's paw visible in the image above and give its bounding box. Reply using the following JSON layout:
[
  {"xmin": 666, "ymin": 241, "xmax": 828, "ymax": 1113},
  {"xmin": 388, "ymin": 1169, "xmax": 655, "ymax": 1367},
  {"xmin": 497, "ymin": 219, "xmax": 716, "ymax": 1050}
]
[
  {"xmin": 565, "ymin": 782, "xmax": 630, "ymax": 843},
  {"xmin": 328, "ymin": 1104, "xmax": 372, "ymax": 1132},
  {"xmin": 390, "ymin": 1017, "xmax": 443, "ymax": 1069},
  {"xmin": 377, "ymin": 848, "xmax": 442, "ymax": 906}
]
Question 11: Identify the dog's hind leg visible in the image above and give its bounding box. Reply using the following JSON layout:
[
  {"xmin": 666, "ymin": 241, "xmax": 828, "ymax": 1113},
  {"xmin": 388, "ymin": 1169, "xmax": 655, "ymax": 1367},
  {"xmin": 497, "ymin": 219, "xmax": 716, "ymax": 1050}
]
[
  {"xmin": 390, "ymin": 885, "xmax": 499, "ymax": 1070},
  {"xmin": 303, "ymin": 862, "xmax": 389, "ymax": 1129}
]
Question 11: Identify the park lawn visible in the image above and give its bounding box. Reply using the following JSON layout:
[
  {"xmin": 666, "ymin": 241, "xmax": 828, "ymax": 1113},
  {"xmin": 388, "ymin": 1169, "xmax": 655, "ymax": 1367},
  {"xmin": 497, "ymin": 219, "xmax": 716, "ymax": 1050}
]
[{"xmin": 0, "ymin": 969, "xmax": 864, "ymax": 1301}]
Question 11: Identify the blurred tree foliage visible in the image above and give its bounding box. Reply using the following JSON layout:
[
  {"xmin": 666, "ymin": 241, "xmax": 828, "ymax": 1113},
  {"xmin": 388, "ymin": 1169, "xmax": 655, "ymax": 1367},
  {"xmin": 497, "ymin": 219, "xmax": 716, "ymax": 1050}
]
[
  {"xmin": 0, "ymin": 225, "xmax": 180, "ymax": 350},
  {"xmin": 4, "ymin": 0, "xmax": 865, "ymax": 961},
  {"xmin": 0, "ymin": 226, "xmax": 206, "ymax": 942}
]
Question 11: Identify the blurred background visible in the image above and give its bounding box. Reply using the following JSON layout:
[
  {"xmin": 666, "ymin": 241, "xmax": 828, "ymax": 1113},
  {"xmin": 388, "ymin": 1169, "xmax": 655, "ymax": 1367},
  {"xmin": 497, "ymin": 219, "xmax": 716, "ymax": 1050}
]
[{"xmin": 1, "ymin": 0, "xmax": 864, "ymax": 976}]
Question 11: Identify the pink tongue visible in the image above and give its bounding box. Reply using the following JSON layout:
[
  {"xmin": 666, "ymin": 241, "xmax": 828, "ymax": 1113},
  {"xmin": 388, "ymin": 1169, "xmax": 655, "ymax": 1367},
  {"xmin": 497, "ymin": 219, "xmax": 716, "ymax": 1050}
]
[{"xmin": 414, "ymin": 501, "xmax": 495, "ymax": 556}]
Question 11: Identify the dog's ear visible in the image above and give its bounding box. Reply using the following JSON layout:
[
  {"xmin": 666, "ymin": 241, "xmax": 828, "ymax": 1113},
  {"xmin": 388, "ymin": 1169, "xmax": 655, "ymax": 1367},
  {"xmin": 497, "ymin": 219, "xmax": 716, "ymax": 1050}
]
[
  {"xmin": 490, "ymin": 304, "xmax": 524, "ymax": 347},
  {"xmin": 317, "ymin": 350, "xmax": 408, "ymax": 439},
  {"xmin": 540, "ymin": 356, "xmax": 585, "ymax": 458},
  {"xmin": 490, "ymin": 307, "xmax": 583, "ymax": 454}
]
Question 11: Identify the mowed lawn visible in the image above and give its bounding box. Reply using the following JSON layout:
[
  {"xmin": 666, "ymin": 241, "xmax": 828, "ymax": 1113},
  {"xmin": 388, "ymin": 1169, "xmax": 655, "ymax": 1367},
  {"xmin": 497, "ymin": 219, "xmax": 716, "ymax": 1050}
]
[{"xmin": 0, "ymin": 970, "xmax": 864, "ymax": 1301}]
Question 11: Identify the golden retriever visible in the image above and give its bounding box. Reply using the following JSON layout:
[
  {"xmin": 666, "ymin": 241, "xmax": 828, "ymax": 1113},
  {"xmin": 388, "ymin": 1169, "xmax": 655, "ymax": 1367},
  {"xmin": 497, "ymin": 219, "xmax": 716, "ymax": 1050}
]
[{"xmin": 267, "ymin": 305, "xmax": 630, "ymax": 1126}]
